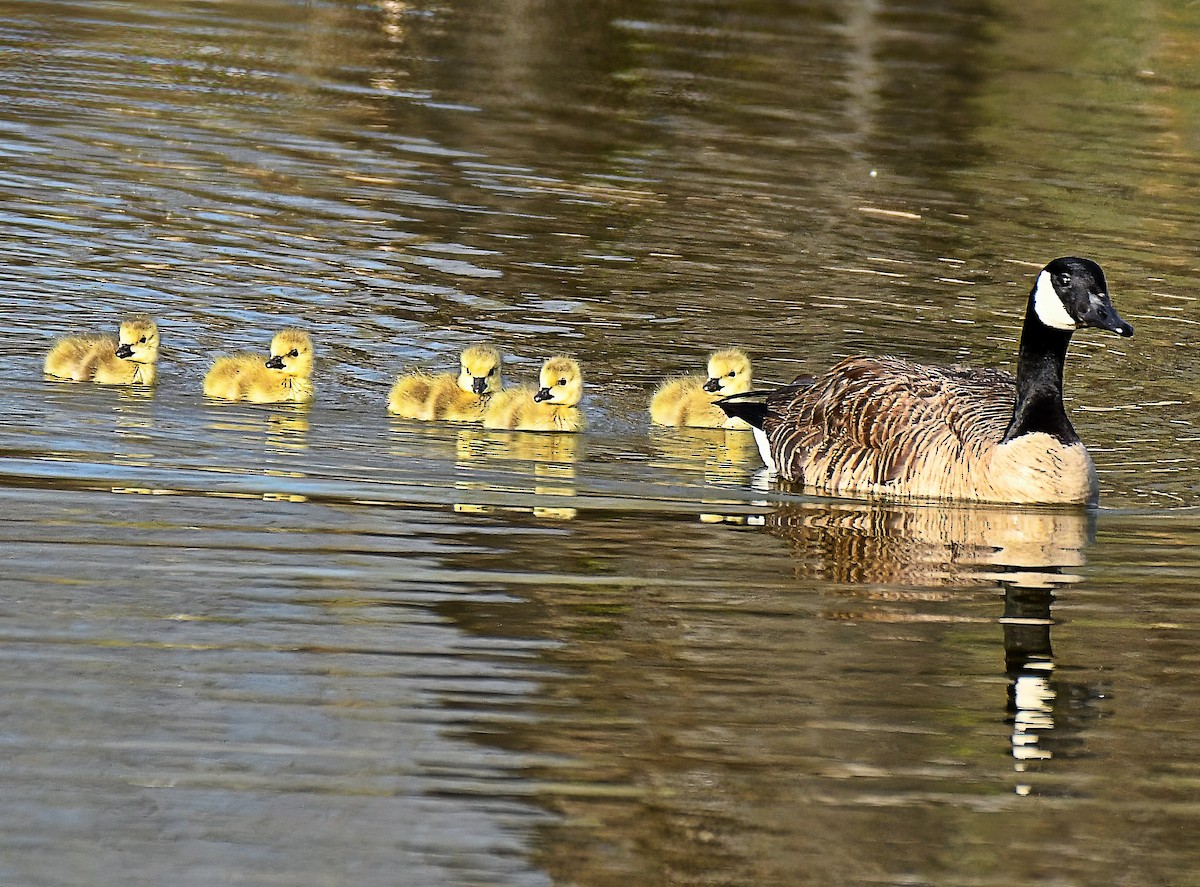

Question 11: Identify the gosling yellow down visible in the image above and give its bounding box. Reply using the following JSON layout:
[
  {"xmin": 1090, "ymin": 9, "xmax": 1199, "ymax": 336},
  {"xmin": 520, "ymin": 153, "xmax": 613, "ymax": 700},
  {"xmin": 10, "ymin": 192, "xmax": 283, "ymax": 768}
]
[
  {"xmin": 483, "ymin": 356, "xmax": 584, "ymax": 432},
  {"xmin": 650, "ymin": 348, "xmax": 752, "ymax": 429},
  {"xmin": 44, "ymin": 315, "xmax": 160, "ymax": 385},
  {"xmin": 387, "ymin": 345, "xmax": 503, "ymax": 422},
  {"xmin": 203, "ymin": 328, "xmax": 314, "ymax": 404}
]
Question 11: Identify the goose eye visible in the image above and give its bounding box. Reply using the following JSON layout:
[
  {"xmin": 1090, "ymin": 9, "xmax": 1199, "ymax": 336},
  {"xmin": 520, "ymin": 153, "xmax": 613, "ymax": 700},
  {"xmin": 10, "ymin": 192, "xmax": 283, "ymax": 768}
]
[{"xmin": 1057, "ymin": 273, "xmax": 1072, "ymax": 287}]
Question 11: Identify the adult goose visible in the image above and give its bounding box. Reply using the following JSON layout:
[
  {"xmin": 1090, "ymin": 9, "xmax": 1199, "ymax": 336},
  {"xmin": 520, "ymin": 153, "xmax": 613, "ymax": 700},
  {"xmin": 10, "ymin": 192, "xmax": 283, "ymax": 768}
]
[{"xmin": 717, "ymin": 257, "xmax": 1134, "ymax": 505}]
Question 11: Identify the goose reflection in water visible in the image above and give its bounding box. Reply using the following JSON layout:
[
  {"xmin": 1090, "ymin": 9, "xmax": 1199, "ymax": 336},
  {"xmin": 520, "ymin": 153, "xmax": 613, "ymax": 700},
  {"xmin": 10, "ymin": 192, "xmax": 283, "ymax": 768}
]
[
  {"xmin": 103, "ymin": 391, "xmax": 172, "ymax": 496},
  {"xmin": 204, "ymin": 400, "xmax": 310, "ymax": 446},
  {"xmin": 452, "ymin": 427, "xmax": 582, "ymax": 520},
  {"xmin": 765, "ymin": 500, "xmax": 1098, "ymax": 789}
]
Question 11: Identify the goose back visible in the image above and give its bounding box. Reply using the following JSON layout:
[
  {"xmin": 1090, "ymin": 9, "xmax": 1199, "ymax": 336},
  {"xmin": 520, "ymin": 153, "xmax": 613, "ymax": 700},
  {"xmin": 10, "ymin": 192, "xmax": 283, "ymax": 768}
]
[
  {"xmin": 762, "ymin": 356, "xmax": 1097, "ymax": 504},
  {"xmin": 649, "ymin": 377, "xmax": 726, "ymax": 428}
]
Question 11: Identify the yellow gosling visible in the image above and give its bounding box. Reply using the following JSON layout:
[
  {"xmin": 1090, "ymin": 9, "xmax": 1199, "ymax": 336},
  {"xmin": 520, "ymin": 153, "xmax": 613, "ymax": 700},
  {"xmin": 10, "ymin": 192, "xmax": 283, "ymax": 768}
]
[
  {"xmin": 483, "ymin": 356, "xmax": 584, "ymax": 433},
  {"xmin": 387, "ymin": 345, "xmax": 503, "ymax": 422},
  {"xmin": 44, "ymin": 315, "xmax": 160, "ymax": 385},
  {"xmin": 203, "ymin": 328, "xmax": 314, "ymax": 404},
  {"xmin": 649, "ymin": 348, "xmax": 752, "ymax": 429}
]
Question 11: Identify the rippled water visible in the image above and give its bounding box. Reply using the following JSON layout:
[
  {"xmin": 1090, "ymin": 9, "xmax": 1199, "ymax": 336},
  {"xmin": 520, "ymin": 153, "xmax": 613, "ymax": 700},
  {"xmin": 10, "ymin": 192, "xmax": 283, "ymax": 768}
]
[{"xmin": 3, "ymin": 0, "xmax": 1200, "ymax": 884}]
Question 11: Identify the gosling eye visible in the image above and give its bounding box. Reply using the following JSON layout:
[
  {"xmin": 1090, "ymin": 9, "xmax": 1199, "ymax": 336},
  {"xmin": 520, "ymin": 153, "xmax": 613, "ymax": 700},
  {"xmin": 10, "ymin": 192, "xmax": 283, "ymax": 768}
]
[
  {"xmin": 139, "ymin": 337, "xmax": 147, "ymax": 343},
  {"xmin": 727, "ymin": 370, "xmax": 736, "ymax": 377},
  {"xmin": 558, "ymin": 378, "xmax": 567, "ymax": 387},
  {"xmin": 488, "ymin": 368, "xmax": 496, "ymax": 376},
  {"xmin": 289, "ymin": 349, "xmax": 300, "ymax": 358}
]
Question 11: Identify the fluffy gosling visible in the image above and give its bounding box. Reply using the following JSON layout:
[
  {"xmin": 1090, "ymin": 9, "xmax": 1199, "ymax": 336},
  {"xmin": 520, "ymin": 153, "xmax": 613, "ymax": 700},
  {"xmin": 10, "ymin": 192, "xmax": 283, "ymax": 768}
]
[
  {"xmin": 203, "ymin": 328, "xmax": 314, "ymax": 404},
  {"xmin": 649, "ymin": 348, "xmax": 752, "ymax": 429},
  {"xmin": 44, "ymin": 315, "xmax": 160, "ymax": 386},
  {"xmin": 387, "ymin": 345, "xmax": 503, "ymax": 422},
  {"xmin": 483, "ymin": 356, "xmax": 584, "ymax": 432}
]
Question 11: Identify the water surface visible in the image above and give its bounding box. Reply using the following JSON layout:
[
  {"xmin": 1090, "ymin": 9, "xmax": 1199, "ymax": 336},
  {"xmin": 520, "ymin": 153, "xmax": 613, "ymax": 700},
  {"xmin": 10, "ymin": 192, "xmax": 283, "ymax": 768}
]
[{"xmin": 2, "ymin": 1, "xmax": 1199, "ymax": 884}]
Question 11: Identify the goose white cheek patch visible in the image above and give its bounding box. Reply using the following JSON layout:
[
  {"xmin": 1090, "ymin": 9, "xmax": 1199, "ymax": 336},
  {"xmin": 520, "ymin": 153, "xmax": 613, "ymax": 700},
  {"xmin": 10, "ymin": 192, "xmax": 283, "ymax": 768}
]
[{"xmin": 1033, "ymin": 271, "xmax": 1077, "ymax": 331}]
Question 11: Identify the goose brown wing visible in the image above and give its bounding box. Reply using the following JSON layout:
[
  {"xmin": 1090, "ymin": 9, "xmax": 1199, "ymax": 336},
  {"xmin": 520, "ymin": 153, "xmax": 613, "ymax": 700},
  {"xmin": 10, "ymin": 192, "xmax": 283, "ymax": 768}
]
[{"xmin": 761, "ymin": 357, "xmax": 1016, "ymax": 487}]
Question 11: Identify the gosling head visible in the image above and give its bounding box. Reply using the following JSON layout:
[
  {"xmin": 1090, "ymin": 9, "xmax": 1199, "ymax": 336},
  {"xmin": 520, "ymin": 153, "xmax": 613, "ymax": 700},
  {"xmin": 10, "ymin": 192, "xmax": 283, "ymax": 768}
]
[
  {"xmin": 702, "ymin": 348, "xmax": 752, "ymax": 396},
  {"xmin": 114, "ymin": 315, "xmax": 160, "ymax": 364},
  {"xmin": 532, "ymin": 356, "xmax": 583, "ymax": 407},
  {"xmin": 264, "ymin": 328, "xmax": 314, "ymax": 378},
  {"xmin": 457, "ymin": 345, "xmax": 503, "ymax": 396},
  {"xmin": 1031, "ymin": 257, "xmax": 1134, "ymax": 338}
]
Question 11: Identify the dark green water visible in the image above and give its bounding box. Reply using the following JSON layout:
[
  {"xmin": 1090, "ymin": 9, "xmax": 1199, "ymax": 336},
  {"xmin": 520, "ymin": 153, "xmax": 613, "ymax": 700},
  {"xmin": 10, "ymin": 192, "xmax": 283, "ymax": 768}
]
[{"xmin": 2, "ymin": 1, "xmax": 1199, "ymax": 884}]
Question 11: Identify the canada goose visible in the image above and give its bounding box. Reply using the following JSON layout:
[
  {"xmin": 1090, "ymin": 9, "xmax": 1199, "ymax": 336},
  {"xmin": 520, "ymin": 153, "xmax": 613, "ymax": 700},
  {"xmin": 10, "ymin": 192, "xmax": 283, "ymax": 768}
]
[
  {"xmin": 44, "ymin": 315, "xmax": 160, "ymax": 385},
  {"xmin": 387, "ymin": 345, "xmax": 503, "ymax": 422},
  {"xmin": 203, "ymin": 328, "xmax": 314, "ymax": 403},
  {"xmin": 649, "ymin": 348, "xmax": 753, "ymax": 429},
  {"xmin": 482, "ymin": 356, "xmax": 584, "ymax": 432},
  {"xmin": 717, "ymin": 257, "xmax": 1134, "ymax": 505}
]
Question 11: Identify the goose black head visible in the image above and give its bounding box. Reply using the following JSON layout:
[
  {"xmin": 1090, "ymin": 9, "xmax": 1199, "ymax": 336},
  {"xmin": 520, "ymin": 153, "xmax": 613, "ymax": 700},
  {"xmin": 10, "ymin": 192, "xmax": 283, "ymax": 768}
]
[{"xmin": 1033, "ymin": 257, "xmax": 1134, "ymax": 338}]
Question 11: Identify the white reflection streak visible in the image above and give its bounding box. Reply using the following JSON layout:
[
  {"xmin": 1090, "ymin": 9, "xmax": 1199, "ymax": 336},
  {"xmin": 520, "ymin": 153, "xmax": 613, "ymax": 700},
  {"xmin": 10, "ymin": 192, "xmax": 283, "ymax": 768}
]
[{"xmin": 1011, "ymin": 663, "xmax": 1055, "ymax": 763}]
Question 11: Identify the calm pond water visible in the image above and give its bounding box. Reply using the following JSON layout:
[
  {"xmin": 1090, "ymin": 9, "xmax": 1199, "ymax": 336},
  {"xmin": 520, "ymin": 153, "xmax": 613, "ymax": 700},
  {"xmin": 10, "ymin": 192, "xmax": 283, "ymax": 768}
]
[{"xmin": 2, "ymin": 0, "xmax": 1200, "ymax": 884}]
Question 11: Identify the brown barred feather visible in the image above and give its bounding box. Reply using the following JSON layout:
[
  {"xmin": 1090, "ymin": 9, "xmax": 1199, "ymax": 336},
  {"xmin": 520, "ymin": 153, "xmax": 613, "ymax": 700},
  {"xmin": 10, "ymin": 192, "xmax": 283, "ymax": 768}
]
[{"xmin": 759, "ymin": 356, "xmax": 1097, "ymax": 504}]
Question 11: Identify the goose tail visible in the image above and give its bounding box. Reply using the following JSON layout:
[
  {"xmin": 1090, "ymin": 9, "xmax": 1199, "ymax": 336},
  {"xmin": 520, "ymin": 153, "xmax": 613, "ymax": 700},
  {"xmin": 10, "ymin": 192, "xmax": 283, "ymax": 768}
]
[
  {"xmin": 716, "ymin": 391, "xmax": 778, "ymax": 473},
  {"xmin": 714, "ymin": 391, "xmax": 770, "ymax": 430}
]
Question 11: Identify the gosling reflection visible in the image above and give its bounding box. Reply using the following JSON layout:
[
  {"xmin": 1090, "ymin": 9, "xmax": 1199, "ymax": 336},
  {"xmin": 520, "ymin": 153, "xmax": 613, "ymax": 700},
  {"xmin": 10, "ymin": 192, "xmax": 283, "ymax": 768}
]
[
  {"xmin": 386, "ymin": 416, "xmax": 459, "ymax": 463},
  {"xmin": 109, "ymin": 389, "xmax": 158, "ymax": 482},
  {"xmin": 204, "ymin": 404, "xmax": 310, "ymax": 467},
  {"xmin": 648, "ymin": 426, "xmax": 761, "ymax": 485},
  {"xmin": 265, "ymin": 409, "xmax": 310, "ymax": 455},
  {"xmin": 766, "ymin": 501, "xmax": 1098, "ymax": 788},
  {"xmin": 454, "ymin": 427, "xmax": 582, "ymax": 520},
  {"xmin": 112, "ymin": 385, "xmax": 154, "ymax": 442}
]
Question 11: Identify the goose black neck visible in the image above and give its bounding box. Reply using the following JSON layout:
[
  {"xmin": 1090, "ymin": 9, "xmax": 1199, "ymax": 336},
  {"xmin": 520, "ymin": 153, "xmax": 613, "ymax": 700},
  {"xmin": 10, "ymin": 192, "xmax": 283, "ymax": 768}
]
[{"xmin": 1002, "ymin": 294, "xmax": 1078, "ymax": 445}]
